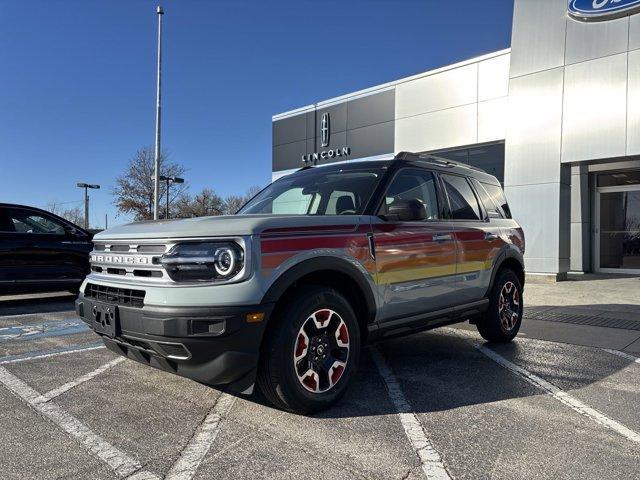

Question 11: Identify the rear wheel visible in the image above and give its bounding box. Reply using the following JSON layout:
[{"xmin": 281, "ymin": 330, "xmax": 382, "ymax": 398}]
[
  {"xmin": 257, "ymin": 285, "xmax": 360, "ymax": 414},
  {"xmin": 476, "ymin": 269, "xmax": 523, "ymax": 343}
]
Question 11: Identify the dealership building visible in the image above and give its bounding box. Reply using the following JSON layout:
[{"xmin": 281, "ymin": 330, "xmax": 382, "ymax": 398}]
[{"xmin": 272, "ymin": 0, "xmax": 640, "ymax": 279}]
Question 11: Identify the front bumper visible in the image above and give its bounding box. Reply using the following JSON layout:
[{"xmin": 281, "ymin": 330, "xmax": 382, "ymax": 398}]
[{"xmin": 75, "ymin": 294, "xmax": 274, "ymax": 394}]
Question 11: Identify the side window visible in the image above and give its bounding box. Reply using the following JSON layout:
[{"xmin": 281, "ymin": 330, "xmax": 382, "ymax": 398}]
[
  {"xmin": 441, "ymin": 174, "xmax": 482, "ymax": 221},
  {"xmin": 7, "ymin": 208, "xmax": 66, "ymax": 235},
  {"xmin": 481, "ymin": 182, "xmax": 512, "ymax": 219},
  {"xmin": 379, "ymin": 169, "xmax": 440, "ymax": 220},
  {"xmin": 470, "ymin": 178, "xmax": 501, "ymax": 218},
  {"xmin": 326, "ymin": 191, "xmax": 356, "ymax": 215},
  {"xmin": 0, "ymin": 208, "xmax": 16, "ymax": 232},
  {"xmin": 271, "ymin": 188, "xmax": 316, "ymax": 214}
]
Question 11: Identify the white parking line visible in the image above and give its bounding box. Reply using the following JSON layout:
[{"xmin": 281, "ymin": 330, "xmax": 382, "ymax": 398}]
[
  {"xmin": 0, "ymin": 343, "xmax": 105, "ymax": 365},
  {"xmin": 370, "ymin": 347, "xmax": 451, "ymax": 480},
  {"xmin": 603, "ymin": 349, "xmax": 640, "ymax": 364},
  {"xmin": 476, "ymin": 344, "xmax": 640, "ymax": 444},
  {"xmin": 165, "ymin": 392, "xmax": 237, "ymax": 480},
  {"xmin": 38, "ymin": 357, "xmax": 125, "ymax": 403},
  {"xmin": 0, "ymin": 366, "xmax": 159, "ymax": 479}
]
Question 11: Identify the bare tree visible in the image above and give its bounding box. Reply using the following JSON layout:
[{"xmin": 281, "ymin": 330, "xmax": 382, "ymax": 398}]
[
  {"xmin": 112, "ymin": 147, "xmax": 187, "ymax": 221},
  {"xmin": 174, "ymin": 188, "xmax": 223, "ymax": 218},
  {"xmin": 222, "ymin": 195, "xmax": 245, "ymax": 215},
  {"xmin": 45, "ymin": 202, "xmax": 85, "ymax": 226},
  {"xmin": 222, "ymin": 186, "xmax": 263, "ymax": 215}
]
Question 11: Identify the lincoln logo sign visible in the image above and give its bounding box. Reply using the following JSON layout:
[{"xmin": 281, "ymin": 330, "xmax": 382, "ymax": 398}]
[
  {"xmin": 568, "ymin": 0, "xmax": 640, "ymax": 21},
  {"xmin": 321, "ymin": 112, "xmax": 330, "ymax": 147},
  {"xmin": 301, "ymin": 112, "xmax": 351, "ymax": 164},
  {"xmin": 91, "ymin": 254, "xmax": 151, "ymax": 265}
]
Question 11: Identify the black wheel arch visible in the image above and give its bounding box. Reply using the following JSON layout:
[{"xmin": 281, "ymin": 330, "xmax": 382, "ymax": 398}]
[
  {"xmin": 488, "ymin": 249, "xmax": 525, "ymax": 295},
  {"xmin": 261, "ymin": 257, "xmax": 378, "ymax": 332}
]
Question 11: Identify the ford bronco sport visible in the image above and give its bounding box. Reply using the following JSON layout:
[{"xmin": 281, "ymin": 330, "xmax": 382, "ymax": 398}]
[{"xmin": 76, "ymin": 152, "xmax": 525, "ymax": 414}]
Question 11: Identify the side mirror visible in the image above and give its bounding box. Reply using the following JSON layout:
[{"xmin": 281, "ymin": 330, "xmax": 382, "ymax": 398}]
[{"xmin": 383, "ymin": 199, "xmax": 427, "ymax": 222}]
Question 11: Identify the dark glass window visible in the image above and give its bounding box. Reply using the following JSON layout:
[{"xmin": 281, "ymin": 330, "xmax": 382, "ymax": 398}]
[
  {"xmin": 481, "ymin": 182, "xmax": 512, "ymax": 219},
  {"xmin": 379, "ymin": 169, "xmax": 440, "ymax": 220},
  {"xmin": 597, "ymin": 171, "xmax": 640, "ymax": 187},
  {"xmin": 470, "ymin": 178, "xmax": 500, "ymax": 218},
  {"xmin": 441, "ymin": 174, "xmax": 481, "ymax": 220},
  {"xmin": 5, "ymin": 208, "xmax": 66, "ymax": 234},
  {"xmin": 430, "ymin": 143, "xmax": 505, "ymax": 184}
]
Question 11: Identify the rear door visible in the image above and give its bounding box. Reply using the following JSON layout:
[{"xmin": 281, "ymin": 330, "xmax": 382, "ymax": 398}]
[
  {"xmin": 440, "ymin": 174, "xmax": 506, "ymax": 303},
  {"xmin": 372, "ymin": 168, "xmax": 458, "ymax": 322},
  {"xmin": 0, "ymin": 207, "xmax": 20, "ymax": 286}
]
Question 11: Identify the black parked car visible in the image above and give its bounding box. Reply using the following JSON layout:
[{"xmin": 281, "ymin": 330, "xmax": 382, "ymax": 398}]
[{"xmin": 0, "ymin": 203, "xmax": 93, "ymax": 294}]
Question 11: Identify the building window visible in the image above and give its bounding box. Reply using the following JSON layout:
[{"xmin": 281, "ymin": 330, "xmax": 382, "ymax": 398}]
[{"xmin": 428, "ymin": 143, "xmax": 505, "ymax": 184}]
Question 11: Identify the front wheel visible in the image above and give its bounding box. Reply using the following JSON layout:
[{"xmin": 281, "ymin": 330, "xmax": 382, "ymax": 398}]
[
  {"xmin": 476, "ymin": 269, "xmax": 523, "ymax": 343},
  {"xmin": 257, "ymin": 285, "xmax": 360, "ymax": 414}
]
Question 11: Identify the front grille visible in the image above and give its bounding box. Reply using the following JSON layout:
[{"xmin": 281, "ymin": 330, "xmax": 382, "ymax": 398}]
[{"xmin": 84, "ymin": 283, "xmax": 145, "ymax": 308}]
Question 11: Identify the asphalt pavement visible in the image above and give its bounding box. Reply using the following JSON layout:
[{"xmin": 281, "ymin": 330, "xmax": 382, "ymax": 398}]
[{"xmin": 0, "ymin": 285, "xmax": 639, "ymax": 479}]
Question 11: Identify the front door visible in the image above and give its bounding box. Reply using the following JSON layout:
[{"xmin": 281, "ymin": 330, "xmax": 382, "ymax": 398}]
[
  {"xmin": 372, "ymin": 168, "xmax": 458, "ymax": 322},
  {"xmin": 596, "ymin": 184, "xmax": 640, "ymax": 274}
]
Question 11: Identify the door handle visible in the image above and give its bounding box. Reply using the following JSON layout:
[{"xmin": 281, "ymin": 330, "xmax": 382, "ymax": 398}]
[
  {"xmin": 485, "ymin": 232, "xmax": 499, "ymax": 241},
  {"xmin": 433, "ymin": 234, "xmax": 452, "ymax": 242}
]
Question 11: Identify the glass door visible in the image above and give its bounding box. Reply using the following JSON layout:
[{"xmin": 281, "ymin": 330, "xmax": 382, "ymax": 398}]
[{"xmin": 596, "ymin": 185, "xmax": 640, "ymax": 273}]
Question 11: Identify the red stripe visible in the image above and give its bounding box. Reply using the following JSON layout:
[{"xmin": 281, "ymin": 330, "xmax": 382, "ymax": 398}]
[{"xmin": 261, "ymin": 234, "xmax": 368, "ymax": 254}]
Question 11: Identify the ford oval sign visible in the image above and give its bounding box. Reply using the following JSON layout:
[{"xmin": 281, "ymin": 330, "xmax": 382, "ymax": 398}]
[{"xmin": 569, "ymin": 0, "xmax": 640, "ymax": 21}]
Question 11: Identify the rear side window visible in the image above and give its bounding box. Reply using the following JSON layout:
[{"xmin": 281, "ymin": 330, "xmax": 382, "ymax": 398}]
[
  {"xmin": 7, "ymin": 208, "xmax": 67, "ymax": 235},
  {"xmin": 441, "ymin": 174, "xmax": 481, "ymax": 220},
  {"xmin": 470, "ymin": 178, "xmax": 501, "ymax": 218},
  {"xmin": 481, "ymin": 182, "xmax": 512, "ymax": 219}
]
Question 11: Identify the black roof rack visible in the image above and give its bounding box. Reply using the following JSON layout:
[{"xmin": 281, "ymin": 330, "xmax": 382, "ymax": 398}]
[{"xmin": 394, "ymin": 151, "xmax": 486, "ymax": 173}]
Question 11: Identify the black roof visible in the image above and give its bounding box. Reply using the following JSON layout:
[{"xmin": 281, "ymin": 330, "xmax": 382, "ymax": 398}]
[{"xmin": 296, "ymin": 151, "xmax": 500, "ymax": 185}]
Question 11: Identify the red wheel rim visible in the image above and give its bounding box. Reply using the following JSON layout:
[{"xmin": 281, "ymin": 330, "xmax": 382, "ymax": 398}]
[{"xmin": 293, "ymin": 309, "xmax": 350, "ymax": 394}]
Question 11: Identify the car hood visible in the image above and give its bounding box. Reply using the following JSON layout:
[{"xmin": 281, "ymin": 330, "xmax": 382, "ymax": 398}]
[{"xmin": 93, "ymin": 214, "xmax": 366, "ymax": 241}]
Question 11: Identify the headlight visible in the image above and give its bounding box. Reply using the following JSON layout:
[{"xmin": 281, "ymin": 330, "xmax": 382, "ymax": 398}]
[{"xmin": 160, "ymin": 242, "xmax": 244, "ymax": 282}]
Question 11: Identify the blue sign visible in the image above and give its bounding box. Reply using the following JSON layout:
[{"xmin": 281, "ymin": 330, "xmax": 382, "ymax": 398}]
[{"xmin": 569, "ymin": 0, "xmax": 640, "ymax": 21}]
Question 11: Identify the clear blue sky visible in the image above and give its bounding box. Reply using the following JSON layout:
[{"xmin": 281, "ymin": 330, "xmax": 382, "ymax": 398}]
[{"xmin": 0, "ymin": 0, "xmax": 513, "ymax": 228}]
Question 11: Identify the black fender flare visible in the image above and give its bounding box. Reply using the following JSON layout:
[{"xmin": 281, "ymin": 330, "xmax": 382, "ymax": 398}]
[
  {"xmin": 487, "ymin": 248, "xmax": 525, "ymax": 294},
  {"xmin": 261, "ymin": 256, "xmax": 378, "ymax": 324}
]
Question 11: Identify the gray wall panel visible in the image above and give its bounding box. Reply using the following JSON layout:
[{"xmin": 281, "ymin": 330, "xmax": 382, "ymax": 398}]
[
  {"xmin": 478, "ymin": 54, "xmax": 510, "ymax": 101},
  {"xmin": 562, "ymin": 53, "xmax": 628, "ymax": 163},
  {"xmin": 395, "ymin": 64, "xmax": 478, "ymax": 118},
  {"xmin": 314, "ymin": 103, "xmax": 347, "ymax": 138},
  {"xmin": 346, "ymin": 121, "xmax": 394, "ymax": 160},
  {"xmin": 273, "ymin": 113, "xmax": 307, "ymax": 146},
  {"xmin": 505, "ymin": 67, "xmax": 564, "ymax": 186},
  {"xmin": 631, "ymin": 14, "xmax": 640, "ymax": 51},
  {"xmin": 272, "ymin": 140, "xmax": 307, "ymax": 172},
  {"xmin": 510, "ymin": 0, "xmax": 567, "ymax": 78},
  {"xmin": 628, "ymin": 49, "xmax": 640, "ymax": 154},
  {"xmin": 478, "ymin": 97, "xmax": 507, "ymax": 144},
  {"xmin": 395, "ymin": 104, "xmax": 477, "ymax": 153},
  {"xmin": 565, "ymin": 16, "xmax": 629, "ymax": 66},
  {"xmin": 347, "ymin": 90, "xmax": 395, "ymax": 130}
]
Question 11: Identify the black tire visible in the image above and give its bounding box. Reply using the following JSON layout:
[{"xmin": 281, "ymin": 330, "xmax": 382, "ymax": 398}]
[
  {"xmin": 257, "ymin": 285, "xmax": 361, "ymax": 414},
  {"xmin": 476, "ymin": 269, "xmax": 523, "ymax": 343}
]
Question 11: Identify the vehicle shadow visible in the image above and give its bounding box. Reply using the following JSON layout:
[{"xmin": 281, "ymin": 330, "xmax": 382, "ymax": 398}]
[
  {"xmin": 0, "ymin": 293, "xmax": 77, "ymax": 316},
  {"xmin": 248, "ymin": 326, "xmax": 637, "ymax": 419}
]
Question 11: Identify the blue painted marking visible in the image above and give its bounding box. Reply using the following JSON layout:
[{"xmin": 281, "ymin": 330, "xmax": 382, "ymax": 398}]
[{"xmin": 0, "ymin": 318, "xmax": 90, "ymax": 343}]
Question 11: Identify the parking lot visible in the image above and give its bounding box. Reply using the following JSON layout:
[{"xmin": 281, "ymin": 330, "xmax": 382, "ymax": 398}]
[{"xmin": 1, "ymin": 278, "xmax": 640, "ymax": 480}]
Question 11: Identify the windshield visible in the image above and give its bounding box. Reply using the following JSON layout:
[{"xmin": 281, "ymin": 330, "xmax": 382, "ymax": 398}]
[{"xmin": 238, "ymin": 166, "xmax": 384, "ymax": 215}]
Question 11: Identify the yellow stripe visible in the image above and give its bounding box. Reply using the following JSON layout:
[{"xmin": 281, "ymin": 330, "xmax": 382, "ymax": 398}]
[{"xmin": 377, "ymin": 259, "xmax": 493, "ymax": 285}]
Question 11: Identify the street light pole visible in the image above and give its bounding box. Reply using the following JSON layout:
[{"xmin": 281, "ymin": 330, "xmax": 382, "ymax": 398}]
[
  {"xmin": 153, "ymin": 5, "xmax": 164, "ymax": 220},
  {"xmin": 76, "ymin": 183, "xmax": 100, "ymax": 230},
  {"xmin": 158, "ymin": 175, "xmax": 184, "ymax": 219}
]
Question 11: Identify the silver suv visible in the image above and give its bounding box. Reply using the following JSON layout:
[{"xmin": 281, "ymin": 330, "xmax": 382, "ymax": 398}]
[{"xmin": 76, "ymin": 152, "xmax": 525, "ymax": 414}]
